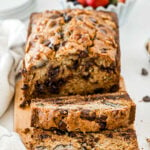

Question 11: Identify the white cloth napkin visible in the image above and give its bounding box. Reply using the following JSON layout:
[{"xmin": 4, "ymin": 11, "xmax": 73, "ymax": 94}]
[
  {"xmin": 0, "ymin": 126, "xmax": 26, "ymax": 150},
  {"xmin": 0, "ymin": 20, "xmax": 26, "ymax": 149}
]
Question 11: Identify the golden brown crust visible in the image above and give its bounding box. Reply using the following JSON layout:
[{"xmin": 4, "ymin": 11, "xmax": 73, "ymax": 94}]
[
  {"xmin": 21, "ymin": 9, "xmax": 121, "ymax": 107},
  {"xmin": 30, "ymin": 92, "xmax": 135, "ymax": 132}
]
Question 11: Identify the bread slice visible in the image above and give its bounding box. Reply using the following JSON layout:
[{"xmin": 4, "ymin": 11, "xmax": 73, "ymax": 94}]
[
  {"xmin": 21, "ymin": 9, "xmax": 120, "ymax": 107},
  {"xmin": 31, "ymin": 91, "xmax": 135, "ymax": 132},
  {"xmin": 21, "ymin": 126, "xmax": 139, "ymax": 150}
]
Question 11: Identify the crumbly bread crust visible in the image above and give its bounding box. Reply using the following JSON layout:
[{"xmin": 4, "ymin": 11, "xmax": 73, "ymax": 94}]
[
  {"xmin": 21, "ymin": 126, "xmax": 139, "ymax": 150},
  {"xmin": 21, "ymin": 9, "xmax": 120, "ymax": 107},
  {"xmin": 31, "ymin": 92, "xmax": 135, "ymax": 132}
]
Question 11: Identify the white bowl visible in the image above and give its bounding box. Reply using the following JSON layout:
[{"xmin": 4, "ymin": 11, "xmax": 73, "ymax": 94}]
[
  {"xmin": 59, "ymin": 0, "xmax": 137, "ymax": 25},
  {"xmin": 0, "ymin": 0, "xmax": 37, "ymax": 20}
]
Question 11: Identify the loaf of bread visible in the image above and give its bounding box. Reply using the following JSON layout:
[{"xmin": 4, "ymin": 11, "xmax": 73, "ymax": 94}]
[
  {"xmin": 31, "ymin": 91, "xmax": 135, "ymax": 132},
  {"xmin": 21, "ymin": 126, "xmax": 139, "ymax": 150},
  {"xmin": 21, "ymin": 9, "xmax": 120, "ymax": 107}
]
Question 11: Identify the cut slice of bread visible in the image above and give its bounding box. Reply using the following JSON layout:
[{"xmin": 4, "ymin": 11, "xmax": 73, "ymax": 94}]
[
  {"xmin": 21, "ymin": 125, "xmax": 139, "ymax": 150},
  {"xmin": 31, "ymin": 91, "xmax": 135, "ymax": 132}
]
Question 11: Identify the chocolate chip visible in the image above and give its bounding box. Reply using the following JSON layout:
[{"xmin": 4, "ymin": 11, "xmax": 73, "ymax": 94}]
[
  {"xmin": 94, "ymin": 88, "xmax": 105, "ymax": 94},
  {"xmin": 68, "ymin": 132, "xmax": 76, "ymax": 137},
  {"xmin": 121, "ymin": 133, "xmax": 131, "ymax": 140},
  {"xmin": 60, "ymin": 109, "xmax": 68, "ymax": 115},
  {"xmin": 20, "ymin": 99, "xmax": 31, "ymax": 108},
  {"xmin": 64, "ymin": 15, "xmax": 72, "ymax": 22},
  {"xmin": 48, "ymin": 43, "xmax": 60, "ymax": 51},
  {"xmin": 48, "ymin": 67, "xmax": 60, "ymax": 78},
  {"xmin": 96, "ymin": 115, "xmax": 107, "ymax": 130},
  {"xmin": 72, "ymin": 60, "xmax": 79, "ymax": 70},
  {"xmin": 80, "ymin": 110, "xmax": 96, "ymax": 121},
  {"xmin": 21, "ymin": 84, "xmax": 29, "ymax": 90},
  {"xmin": 58, "ymin": 121, "xmax": 67, "ymax": 130},
  {"xmin": 82, "ymin": 74, "xmax": 90, "ymax": 80},
  {"xmin": 52, "ymin": 129, "xmax": 66, "ymax": 135},
  {"xmin": 61, "ymin": 41, "xmax": 67, "ymax": 46},
  {"xmin": 99, "ymin": 122, "xmax": 106, "ymax": 130},
  {"xmin": 141, "ymin": 68, "xmax": 148, "ymax": 76},
  {"xmin": 110, "ymin": 84, "xmax": 119, "ymax": 92},
  {"xmin": 24, "ymin": 128, "xmax": 30, "ymax": 134},
  {"xmin": 79, "ymin": 50, "xmax": 88, "ymax": 58},
  {"xmin": 142, "ymin": 96, "xmax": 150, "ymax": 102},
  {"xmin": 35, "ymin": 81, "xmax": 45, "ymax": 94},
  {"xmin": 39, "ymin": 134, "xmax": 49, "ymax": 139}
]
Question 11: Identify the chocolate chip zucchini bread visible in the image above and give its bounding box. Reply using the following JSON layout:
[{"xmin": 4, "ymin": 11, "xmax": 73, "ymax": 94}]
[
  {"xmin": 22, "ymin": 126, "xmax": 139, "ymax": 150},
  {"xmin": 31, "ymin": 91, "xmax": 135, "ymax": 132},
  {"xmin": 21, "ymin": 9, "xmax": 120, "ymax": 106}
]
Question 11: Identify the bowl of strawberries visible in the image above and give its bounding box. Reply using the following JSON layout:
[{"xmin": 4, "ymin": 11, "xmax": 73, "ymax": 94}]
[{"xmin": 60, "ymin": 0, "xmax": 137, "ymax": 25}]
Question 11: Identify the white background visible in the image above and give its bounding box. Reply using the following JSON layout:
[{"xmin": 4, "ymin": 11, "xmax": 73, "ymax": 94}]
[{"xmin": 0, "ymin": 0, "xmax": 150, "ymax": 149}]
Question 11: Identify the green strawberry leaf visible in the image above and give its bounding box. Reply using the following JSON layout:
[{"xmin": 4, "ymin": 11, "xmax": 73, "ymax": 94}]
[{"xmin": 109, "ymin": 0, "xmax": 118, "ymax": 4}]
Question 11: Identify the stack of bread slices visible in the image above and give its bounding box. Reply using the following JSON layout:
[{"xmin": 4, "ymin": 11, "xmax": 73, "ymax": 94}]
[{"xmin": 20, "ymin": 9, "xmax": 139, "ymax": 149}]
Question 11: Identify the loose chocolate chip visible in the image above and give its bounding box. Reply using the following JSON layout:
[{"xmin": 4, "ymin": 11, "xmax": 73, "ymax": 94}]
[
  {"xmin": 79, "ymin": 50, "xmax": 88, "ymax": 58},
  {"xmin": 80, "ymin": 110, "xmax": 96, "ymax": 121},
  {"xmin": 58, "ymin": 121, "xmax": 67, "ymax": 130},
  {"xmin": 21, "ymin": 84, "xmax": 29, "ymax": 90},
  {"xmin": 43, "ymin": 40, "xmax": 50, "ymax": 46},
  {"xmin": 142, "ymin": 96, "xmax": 150, "ymax": 102},
  {"xmin": 64, "ymin": 15, "xmax": 72, "ymax": 22},
  {"xmin": 141, "ymin": 68, "xmax": 148, "ymax": 76}
]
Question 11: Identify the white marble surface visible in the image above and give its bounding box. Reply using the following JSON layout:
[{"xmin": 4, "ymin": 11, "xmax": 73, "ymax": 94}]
[{"xmin": 0, "ymin": 0, "xmax": 150, "ymax": 149}]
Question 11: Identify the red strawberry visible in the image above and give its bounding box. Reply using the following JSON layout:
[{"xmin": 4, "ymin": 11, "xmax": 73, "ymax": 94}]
[
  {"xmin": 118, "ymin": 0, "xmax": 126, "ymax": 3},
  {"xmin": 86, "ymin": 0, "xmax": 109, "ymax": 8},
  {"xmin": 77, "ymin": 0, "xmax": 87, "ymax": 6}
]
